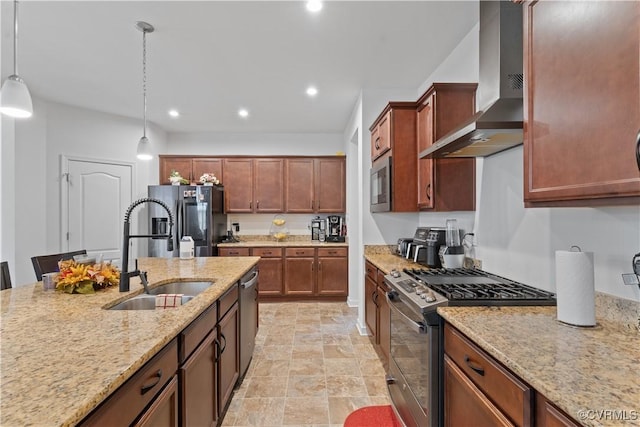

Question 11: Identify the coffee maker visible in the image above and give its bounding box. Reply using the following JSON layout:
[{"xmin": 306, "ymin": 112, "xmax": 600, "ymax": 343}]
[
  {"xmin": 325, "ymin": 215, "xmax": 345, "ymax": 242},
  {"xmin": 310, "ymin": 217, "xmax": 326, "ymax": 241}
]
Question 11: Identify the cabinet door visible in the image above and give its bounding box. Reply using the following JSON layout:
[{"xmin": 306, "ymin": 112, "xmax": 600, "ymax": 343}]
[
  {"xmin": 256, "ymin": 257, "xmax": 283, "ymax": 296},
  {"xmin": 417, "ymin": 96, "xmax": 435, "ymax": 209},
  {"xmin": 377, "ymin": 282, "xmax": 390, "ymax": 364},
  {"xmin": 134, "ymin": 376, "xmax": 179, "ymax": 427},
  {"xmin": 315, "ymin": 157, "xmax": 346, "ymax": 213},
  {"xmin": 218, "ymin": 247, "xmax": 251, "ymax": 257},
  {"xmin": 317, "ymin": 256, "xmax": 348, "ymax": 296},
  {"xmin": 284, "ymin": 256, "xmax": 315, "ymax": 295},
  {"xmin": 444, "ymin": 356, "xmax": 513, "ymax": 427},
  {"xmin": 223, "ymin": 159, "xmax": 254, "ymax": 213},
  {"xmin": 372, "ymin": 111, "xmax": 392, "ymax": 160},
  {"xmin": 364, "ymin": 275, "xmax": 378, "ymax": 340},
  {"xmin": 193, "ymin": 159, "xmax": 223, "ymax": 185},
  {"xmin": 285, "ymin": 158, "xmax": 315, "ymax": 213},
  {"xmin": 160, "ymin": 157, "xmax": 193, "ymax": 184},
  {"xmin": 218, "ymin": 303, "xmax": 239, "ymax": 413},
  {"xmin": 523, "ymin": 1, "xmax": 640, "ymax": 204},
  {"xmin": 179, "ymin": 330, "xmax": 218, "ymax": 427},
  {"xmin": 254, "ymin": 159, "xmax": 284, "ymax": 213}
]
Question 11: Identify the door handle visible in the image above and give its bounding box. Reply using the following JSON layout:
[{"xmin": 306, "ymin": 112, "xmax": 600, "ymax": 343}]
[
  {"xmin": 426, "ymin": 183, "xmax": 431, "ymax": 201},
  {"xmin": 140, "ymin": 369, "xmax": 162, "ymax": 395}
]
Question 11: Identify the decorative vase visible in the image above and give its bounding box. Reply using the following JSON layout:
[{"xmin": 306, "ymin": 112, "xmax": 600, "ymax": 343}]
[{"xmin": 204, "ymin": 182, "xmax": 214, "ymax": 186}]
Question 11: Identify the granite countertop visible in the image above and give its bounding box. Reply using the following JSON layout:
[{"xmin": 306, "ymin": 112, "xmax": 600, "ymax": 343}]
[
  {"xmin": 363, "ymin": 246, "xmax": 640, "ymax": 427},
  {"xmin": 0, "ymin": 256, "xmax": 259, "ymax": 427},
  {"xmin": 439, "ymin": 306, "xmax": 639, "ymax": 427}
]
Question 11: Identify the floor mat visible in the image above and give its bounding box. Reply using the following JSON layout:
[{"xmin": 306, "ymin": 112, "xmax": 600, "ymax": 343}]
[{"xmin": 343, "ymin": 405, "xmax": 402, "ymax": 427}]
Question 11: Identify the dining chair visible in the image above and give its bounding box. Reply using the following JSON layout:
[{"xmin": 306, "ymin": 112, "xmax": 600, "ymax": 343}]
[
  {"xmin": 31, "ymin": 250, "xmax": 87, "ymax": 281},
  {"xmin": 0, "ymin": 261, "xmax": 11, "ymax": 290}
]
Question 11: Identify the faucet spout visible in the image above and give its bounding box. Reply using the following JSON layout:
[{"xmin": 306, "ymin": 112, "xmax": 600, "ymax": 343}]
[{"xmin": 119, "ymin": 197, "xmax": 174, "ymax": 292}]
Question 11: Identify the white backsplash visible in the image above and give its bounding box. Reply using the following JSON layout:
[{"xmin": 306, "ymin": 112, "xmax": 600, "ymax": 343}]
[{"xmin": 226, "ymin": 213, "xmax": 342, "ymax": 237}]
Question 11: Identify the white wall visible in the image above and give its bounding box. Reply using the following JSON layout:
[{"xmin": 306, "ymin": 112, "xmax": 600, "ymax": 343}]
[
  {"xmin": 415, "ymin": 23, "xmax": 639, "ymax": 301},
  {"xmin": 6, "ymin": 99, "xmax": 168, "ymax": 285},
  {"xmin": 167, "ymin": 132, "xmax": 344, "ymax": 156}
]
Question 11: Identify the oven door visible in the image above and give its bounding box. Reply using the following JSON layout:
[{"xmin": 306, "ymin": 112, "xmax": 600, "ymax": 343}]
[{"xmin": 386, "ymin": 290, "xmax": 441, "ymax": 427}]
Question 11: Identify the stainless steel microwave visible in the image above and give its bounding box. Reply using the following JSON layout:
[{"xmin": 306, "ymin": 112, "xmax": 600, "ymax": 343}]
[{"xmin": 370, "ymin": 156, "xmax": 391, "ymax": 212}]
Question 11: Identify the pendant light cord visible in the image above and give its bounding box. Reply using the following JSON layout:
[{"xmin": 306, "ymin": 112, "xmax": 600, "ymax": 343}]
[
  {"xmin": 142, "ymin": 28, "xmax": 147, "ymax": 138},
  {"xmin": 13, "ymin": 0, "xmax": 19, "ymax": 76}
]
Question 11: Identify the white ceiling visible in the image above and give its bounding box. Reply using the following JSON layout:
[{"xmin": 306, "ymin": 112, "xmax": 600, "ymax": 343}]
[{"xmin": 2, "ymin": 1, "xmax": 478, "ymax": 133}]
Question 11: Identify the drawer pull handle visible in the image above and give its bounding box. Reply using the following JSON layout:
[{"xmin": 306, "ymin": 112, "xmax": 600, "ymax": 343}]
[
  {"xmin": 140, "ymin": 369, "xmax": 162, "ymax": 395},
  {"xmin": 464, "ymin": 355, "xmax": 485, "ymax": 376},
  {"xmin": 214, "ymin": 338, "xmax": 221, "ymax": 362},
  {"xmin": 264, "ymin": 251, "xmax": 271, "ymax": 255},
  {"xmin": 220, "ymin": 333, "xmax": 227, "ymax": 355}
]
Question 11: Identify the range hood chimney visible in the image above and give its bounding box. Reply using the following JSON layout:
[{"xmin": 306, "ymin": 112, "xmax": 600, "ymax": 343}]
[{"xmin": 421, "ymin": 1, "xmax": 523, "ymax": 158}]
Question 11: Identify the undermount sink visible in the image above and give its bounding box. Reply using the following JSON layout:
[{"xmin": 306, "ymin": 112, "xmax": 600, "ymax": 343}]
[
  {"xmin": 106, "ymin": 281, "xmax": 213, "ymax": 310},
  {"xmin": 108, "ymin": 294, "xmax": 195, "ymax": 310},
  {"xmin": 147, "ymin": 281, "xmax": 213, "ymax": 296}
]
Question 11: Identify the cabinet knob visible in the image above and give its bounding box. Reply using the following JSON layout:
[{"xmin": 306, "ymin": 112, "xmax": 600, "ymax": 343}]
[{"xmin": 256, "ymin": 200, "xmax": 260, "ymax": 209}]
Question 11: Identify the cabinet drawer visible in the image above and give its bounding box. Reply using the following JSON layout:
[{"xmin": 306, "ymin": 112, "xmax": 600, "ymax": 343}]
[
  {"xmin": 444, "ymin": 324, "xmax": 533, "ymax": 427},
  {"xmin": 219, "ymin": 247, "xmax": 250, "ymax": 257},
  {"xmin": 365, "ymin": 260, "xmax": 377, "ymax": 282},
  {"xmin": 81, "ymin": 339, "xmax": 178, "ymax": 427},
  {"xmin": 252, "ymin": 247, "xmax": 283, "ymax": 258},
  {"xmin": 179, "ymin": 303, "xmax": 217, "ymax": 363},
  {"xmin": 317, "ymin": 247, "xmax": 347, "ymax": 257},
  {"xmin": 219, "ymin": 284, "xmax": 239, "ymax": 319},
  {"xmin": 285, "ymin": 248, "xmax": 315, "ymax": 257}
]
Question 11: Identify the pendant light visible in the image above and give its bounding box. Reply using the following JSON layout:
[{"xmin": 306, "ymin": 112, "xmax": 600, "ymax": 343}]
[
  {"xmin": 136, "ymin": 21, "xmax": 154, "ymax": 161},
  {"xmin": 0, "ymin": 0, "xmax": 33, "ymax": 118}
]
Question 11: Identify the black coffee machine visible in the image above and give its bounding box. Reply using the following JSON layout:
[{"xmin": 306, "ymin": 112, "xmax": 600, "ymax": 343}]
[{"xmin": 325, "ymin": 215, "xmax": 345, "ymax": 242}]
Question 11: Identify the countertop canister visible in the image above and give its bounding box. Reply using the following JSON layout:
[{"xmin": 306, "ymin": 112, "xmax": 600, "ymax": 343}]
[{"xmin": 555, "ymin": 247, "xmax": 596, "ymax": 327}]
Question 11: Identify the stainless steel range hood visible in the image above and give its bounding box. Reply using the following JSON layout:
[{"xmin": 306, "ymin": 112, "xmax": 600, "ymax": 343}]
[{"xmin": 421, "ymin": 1, "xmax": 523, "ymax": 159}]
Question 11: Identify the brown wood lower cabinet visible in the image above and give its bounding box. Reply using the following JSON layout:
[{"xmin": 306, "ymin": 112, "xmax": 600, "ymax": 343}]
[
  {"xmin": 80, "ymin": 340, "xmax": 179, "ymax": 427},
  {"xmin": 363, "ymin": 260, "xmax": 390, "ymax": 366},
  {"xmin": 135, "ymin": 375, "xmax": 179, "ymax": 427},
  {"xmin": 220, "ymin": 245, "xmax": 348, "ymax": 300},
  {"xmin": 218, "ymin": 301, "xmax": 239, "ymax": 414},
  {"xmin": 444, "ymin": 323, "xmax": 580, "ymax": 427}
]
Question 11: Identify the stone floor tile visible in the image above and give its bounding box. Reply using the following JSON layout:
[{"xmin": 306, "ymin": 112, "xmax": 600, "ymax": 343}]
[
  {"xmin": 323, "ymin": 358, "xmax": 361, "ymax": 376},
  {"xmin": 327, "ymin": 396, "xmax": 372, "ymax": 424},
  {"xmin": 252, "ymin": 359, "xmax": 291, "ymax": 377},
  {"xmin": 291, "ymin": 343, "xmax": 324, "ymax": 359},
  {"xmin": 323, "ymin": 344, "xmax": 355, "ymax": 359},
  {"xmin": 286, "ymin": 375, "xmax": 327, "ymax": 397},
  {"xmin": 234, "ymin": 397, "xmax": 285, "ymax": 426},
  {"xmin": 260, "ymin": 345, "xmax": 293, "ymax": 360},
  {"xmin": 282, "ymin": 397, "xmax": 330, "ymax": 425},
  {"xmin": 244, "ymin": 377, "xmax": 288, "ymax": 398},
  {"xmin": 325, "ymin": 375, "xmax": 368, "ymax": 397},
  {"xmin": 289, "ymin": 358, "xmax": 325, "ymax": 376}
]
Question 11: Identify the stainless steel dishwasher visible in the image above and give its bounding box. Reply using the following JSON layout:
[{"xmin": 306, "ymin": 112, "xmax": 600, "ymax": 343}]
[{"xmin": 239, "ymin": 267, "xmax": 259, "ymax": 379}]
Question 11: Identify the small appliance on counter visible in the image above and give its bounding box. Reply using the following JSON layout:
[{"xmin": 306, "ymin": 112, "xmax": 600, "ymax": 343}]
[
  {"xmin": 424, "ymin": 228, "xmax": 447, "ymax": 267},
  {"xmin": 439, "ymin": 219, "xmax": 464, "ymax": 268},
  {"xmin": 311, "ymin": 217, "xmax": 326, "ymax": 241},
  {"xmin": 397, "ymin": 238, "xmax": 414, "ymax": 257},
  {"xmin": 325, "ymin": 215, "xmax": 346, "ymax": 243}
]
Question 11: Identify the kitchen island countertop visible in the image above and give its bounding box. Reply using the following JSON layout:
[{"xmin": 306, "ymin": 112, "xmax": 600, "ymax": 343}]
[{"xmin": 0, "ymin": 256, "xmax": 259, "ymax": 427}]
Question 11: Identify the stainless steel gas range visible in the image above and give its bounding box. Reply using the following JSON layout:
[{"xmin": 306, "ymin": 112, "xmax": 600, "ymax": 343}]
[{"xmin": 383, "ymin": 267, "xmax": 556, "ymax": 427}]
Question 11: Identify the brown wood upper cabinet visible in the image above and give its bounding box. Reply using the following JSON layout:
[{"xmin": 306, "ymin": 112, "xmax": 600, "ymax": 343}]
[
  {"xmin": 523, "ymin": 1, "xmax": 640, "ymax": 206},
  {"xmin": 416, "ymin": 83, "xmax": 477, "ymax": 211},
  {"xmin": 370, "ymin": 102, "xmax": 418, "ymax": 212},
  {"xmin": 223, "ymin": 158, "xmax": 284, "ymax": 213},
  {"xmin": 159, "ymin": 156, "xmax": 223, "ymax": 185},
  {"xmin": 285, "ymin": 157, "xmax": 346, "ymax": 213}
]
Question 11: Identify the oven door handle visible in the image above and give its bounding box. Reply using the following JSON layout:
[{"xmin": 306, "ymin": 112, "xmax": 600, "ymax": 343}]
[{"xmin": 386, "ymin": 292, "xmax": 428, "ymax": 334}]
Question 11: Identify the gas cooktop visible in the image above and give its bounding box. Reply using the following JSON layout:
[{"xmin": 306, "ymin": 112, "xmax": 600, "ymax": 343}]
[{"xmin": 385, "ymin": 267, "xmax": 556, "ymax": 314}]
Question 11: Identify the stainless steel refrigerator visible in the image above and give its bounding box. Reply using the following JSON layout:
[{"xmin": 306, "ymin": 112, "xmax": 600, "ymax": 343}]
[{"xmin": 148, "ymin": 185, "xmax": 227, "ymax": 257}]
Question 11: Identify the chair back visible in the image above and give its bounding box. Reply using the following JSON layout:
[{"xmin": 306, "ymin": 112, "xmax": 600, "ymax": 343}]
[
  {"xmin": 0, "ymin": 261, "xmax": 11, "ymax": 290},
  {"xmin": 31, "ymin": 250, "xmax": 88, "ymax": 281}
]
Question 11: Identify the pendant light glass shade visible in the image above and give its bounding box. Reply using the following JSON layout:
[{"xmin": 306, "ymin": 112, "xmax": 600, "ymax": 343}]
[
  {"xmin": 1, "ymin": 1, "xmax": 33, "ymax": 119},
  {"xmin": 136, "ymin": 136, "xmax": 152, "ymax": 160},
  {"xmin": 0, "ymin": 75, "xmax": 33, "ymax": 118}
]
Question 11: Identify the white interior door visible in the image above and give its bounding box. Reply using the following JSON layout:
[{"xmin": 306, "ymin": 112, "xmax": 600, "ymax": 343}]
[{"xmin": 64, "ymin": 158, "xmax": 133, "ymax": 262}]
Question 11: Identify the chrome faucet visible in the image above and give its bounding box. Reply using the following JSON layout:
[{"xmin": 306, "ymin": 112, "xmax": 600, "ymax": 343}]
[{"xmin": 120, "ymin": 198, "xmax": 174, "ymax": 292}]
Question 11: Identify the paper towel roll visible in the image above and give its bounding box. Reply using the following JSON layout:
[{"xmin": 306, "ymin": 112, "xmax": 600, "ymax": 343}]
[{"xmin": 555, "ymin": 249, "xmax": 596, "ymax": 326}]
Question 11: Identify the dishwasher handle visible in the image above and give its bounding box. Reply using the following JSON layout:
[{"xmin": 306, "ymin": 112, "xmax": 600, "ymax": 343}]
[{"xmin": 241, "ymin": 270, "xmax": 259, "ymax": 289}]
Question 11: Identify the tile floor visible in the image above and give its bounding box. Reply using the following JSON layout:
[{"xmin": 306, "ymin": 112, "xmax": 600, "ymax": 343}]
[{"xmin": 221, "ymin": 302, "xmax": 391, "ymax": 426}]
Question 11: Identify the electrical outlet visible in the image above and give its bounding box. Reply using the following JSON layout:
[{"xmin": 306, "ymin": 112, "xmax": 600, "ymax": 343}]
[{"xmin": 232, "ymin": 223, "xmax": 240, "ymax": 232}]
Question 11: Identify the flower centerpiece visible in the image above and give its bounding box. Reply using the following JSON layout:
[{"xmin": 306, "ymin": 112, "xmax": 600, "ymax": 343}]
[
  {"xmin": 55, "ymin": 259, "xmax": 120, "ymax": 294},
  {"xmin": 168, "ymin": 170, "xmax": 189, "ymax": 185},
  {"xmin": 199, "ymin": 173, "xmax": 220, "ymax": 186}
]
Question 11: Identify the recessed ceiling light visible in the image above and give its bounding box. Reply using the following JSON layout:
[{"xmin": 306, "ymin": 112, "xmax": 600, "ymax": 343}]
[
  {"xmin": 306, "ymin": 86, "xmax": 318, "ymax": 97},
  {"xmin": 306, "ymin": 0, "xmax": 322, "ymax": 13},
  {"xmin": 168, "ymin": 109, "xmax": 179, "ymax": 117},
  {"xmin": 238, "ymin": 108, "xmax": 249, "ymax": 118}
]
